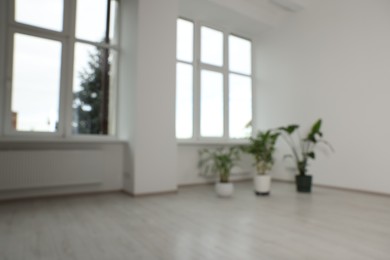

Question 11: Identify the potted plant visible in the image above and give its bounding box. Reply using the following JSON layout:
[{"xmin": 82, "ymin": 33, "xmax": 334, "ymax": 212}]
[
  {"xmin": 198, "ymin": 147, "xmax": 240, "ymax": 197},
  {"xmin": 278, "ymin": 119, "xmax": 333, "ymax": 192},
  {"xmin": 241, "ymin": 130, "xmax": 280, "ymax": 196}
]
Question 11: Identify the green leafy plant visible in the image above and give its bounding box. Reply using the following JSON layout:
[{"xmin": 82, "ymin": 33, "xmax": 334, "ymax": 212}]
[
  {"xmin": 278, "ymin": 119, "xmax": 333, "ymax": 176},
  {"xmin": 198, "ymin": 147, "xmax": 240, "ymax": 183},
  {"xmin": 241, "ymin": 130, "xmax": 280, "ymax": 175}
]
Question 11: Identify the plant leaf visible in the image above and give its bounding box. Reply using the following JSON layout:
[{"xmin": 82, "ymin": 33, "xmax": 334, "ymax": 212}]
[
  {"xmin": 279, "ymin": 125, "xmax": 299, "ymax": 134},
  {"xmin": 307, "ymin": 152, "xmax": 315, "ymax": 159}
]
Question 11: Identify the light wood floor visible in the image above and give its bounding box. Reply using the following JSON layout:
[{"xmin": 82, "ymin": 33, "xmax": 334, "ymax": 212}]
[{"xmin": 1, "ymin": 182, "xmax": 390, "ymax": 260}]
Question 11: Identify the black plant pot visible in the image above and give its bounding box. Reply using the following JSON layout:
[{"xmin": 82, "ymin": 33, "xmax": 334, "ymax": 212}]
[{"xmin": 296, "ymin": 175, "xmax": 312, "ymax": 193}]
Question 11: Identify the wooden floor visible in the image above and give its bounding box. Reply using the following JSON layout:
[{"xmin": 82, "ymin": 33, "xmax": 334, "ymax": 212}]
[{"xmin": 1, "ymin": 182, "xmax": 390, "ymax": 260}]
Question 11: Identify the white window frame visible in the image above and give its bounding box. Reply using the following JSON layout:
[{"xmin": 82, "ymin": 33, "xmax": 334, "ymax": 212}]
[
  {"xmin": 0, "ymin": 0, "xmax": 6, "ymax": 134},
  {"xmin": 2, "ymin": 0, "xmax": 119, "ymax": 141},
  {"xmin": 176, "ymin": 18, "xmax": 255, "ymax": 144}
]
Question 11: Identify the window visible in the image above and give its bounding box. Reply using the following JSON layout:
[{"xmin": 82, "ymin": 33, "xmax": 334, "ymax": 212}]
[
  {"xmin": 176, "ymin": 19, "xmax": 194, "ymax": 139},
  {"xmin": 5, "ymin": 0, "xmax": 119, "ymax": 137},
  {"xmin": 11, "ymin": 34, "xmax": 62, "ymax": 132},
  {"xmin": 176, "ymin": 18, "xmax": 253, "ymax": 141}
]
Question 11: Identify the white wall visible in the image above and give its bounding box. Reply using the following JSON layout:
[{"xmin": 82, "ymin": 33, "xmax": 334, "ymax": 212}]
[
  {"xmin": 119, "ymin": 0, "xmax": 178, "ymax": 195},
  {"xmin": 256, "ymin": 0, "xmax": 390, "ymax": 194}
]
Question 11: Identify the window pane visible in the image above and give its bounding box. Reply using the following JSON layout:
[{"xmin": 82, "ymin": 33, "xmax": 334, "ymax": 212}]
[
  {"xmin": 177, "ymin": 19, "xmax": 194, "ymax": 62},
  {"xmin": 11, "ymin": 34, "xmax": 62, "ymax": 132},
  {"xmin": 72, "ymin": 43, "xmax": 116, "ymax": 135},
  {"xmin": 229, "ymin": 74, "xmax": 252, "ymax": 138},
  {"xmin": 200, "ymin": 70, "xmax": 223, "ymax": 137},
  {"xmin": 229, "ymin": 35, "xmax": 251, "ymax": 75},
  {"xmin": 201, "ymin": 27, "xmax": 223, "ymax": 67},
  {"xmin": 76, "ymin": 0, "xmax": 108, "ymax": 42},
  {"xmin": 15, "ymin": 0, "xmax": 63, "ymax": 31},
  {"xmin": 176, "ymin": 62, "xmax": 193, "ymax": 139}
]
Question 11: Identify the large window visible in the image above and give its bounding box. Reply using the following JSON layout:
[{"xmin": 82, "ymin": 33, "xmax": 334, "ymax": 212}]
[
  {"xmin": 176, "ymin": 18, "xmax": 253, "ymax": 141},
  {"xmin": 5, "ymin": 0, "xmax": 119, "ymax": 137}
]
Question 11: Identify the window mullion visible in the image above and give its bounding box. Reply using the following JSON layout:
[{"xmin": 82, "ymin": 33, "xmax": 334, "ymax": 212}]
[
  {"xmin": 8, "ymin": 0, "xmax": 15, "ymax": 23},
  {"xmin": 193, "ymin": 21, "xmax": 201, "ymax": 141},
  {"xmin": 223, "ymin": 31, "xmax": 229, "ymax": 140},
  {"xmin": 229, "ymin": 71, "xmax": 251, "ymax": 78},
  {"xmin": 7, "ymin": 25, "xmax": 67, "ymax": 43},
  {"xmin": 62, "ymin": 0, "xmax": 71, "ymax": 35},
  {"xmin": 176, "ymin": 59, "xmax": 193, "ymax": 66},
  {"xmin": 62, "ymin": 0, "xmax": 77, "ymax": 137},
  {"xmin": 3, "ymin": 28, "xmax": 14, "ymax": 135},
  {"xmin": 0, "ymin": 0, "xmax": 9, "ymax": 137},
  {"xmin": 73, "ymin": 38, "xmax": 118, "ymax": 50},
  {"xmin": 250, "ymin": 38, "xmax": 255, "ymax": 137},
  {"xmin": 105, "ymin": 0, "xmax": 111, "ymax": 44},
  {"xmin": 5, "ymin": 1, "xmax": 17, "ymax": 135},
  {"xmin": 55, "ymin": 35, "xmax": 69, "ymax": 137},
  {"xmin": 198, "ymin": 63, "xmax": 224, "ymax": 73}
]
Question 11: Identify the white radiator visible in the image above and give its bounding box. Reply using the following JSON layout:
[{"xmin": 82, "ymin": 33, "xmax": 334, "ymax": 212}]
[{"xmin": 0, "ymin": 150, "xmax": 105, "ymax": 191}]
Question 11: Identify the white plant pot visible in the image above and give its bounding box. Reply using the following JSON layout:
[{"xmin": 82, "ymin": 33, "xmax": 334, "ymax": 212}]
[
  {"xmin": 254, "ymin": 175, "xmax": 271, "ymax": 196},
  {"xmin": 215, "ymin": 182, "xmax": 234, "ymax": 197}
]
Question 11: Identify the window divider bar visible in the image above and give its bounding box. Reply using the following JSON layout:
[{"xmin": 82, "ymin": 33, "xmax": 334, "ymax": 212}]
[
  {"xmin": 56, "ymin": 33, "xmax": 68, "ymax": 137},
  {"xmin": 193, "ymin": 20, "xmax": 201, "ymax": 141},
  {"xmin": 176, "ymin": 59, "xmax": 193, "ymax": 65},
  {"xmin": 223, "ymin": 30, "xmax": 229, "ymax": 140},
  {"xmin": 8, "ymin": 0, "xmax": 15, "ymax": 25},
  {"xmin": 105, "ymin": 0, "xmax": 111, "ymax": 44},
  {"xmin": 199, "ymin": 63, "xmax": 224, "ymax": 73},
  {"xmin": 0, "ymin": 0, "xmax": 9, "ymax": 137},
  {"xmin": 228, "ymin": 70, "xmax": 252, "ymax": 78},
  {"xmin": 62, "ymin": 0, "xmax": 71, "ymax": 35},
  {"xmin": 250, "ymin": 38, "xmax": 256, "ymax": 137},
  {"xmin": 63, "ymin": 0, "xmax": 77, "ymax": 137},
  {"xmin": 3, "ymin": 21, "xmax": 15, "ymax": 136},
  {"xmin": 74, "ymin": 38, "xmax": 118, "ymax": 50},
  {"xmin": 7, "ymin": 24, "xmax": 68, "ymax": 42}
]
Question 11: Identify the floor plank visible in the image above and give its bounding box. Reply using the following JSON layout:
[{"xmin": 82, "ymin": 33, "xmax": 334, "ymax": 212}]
[{"xmin": 0, "ymin": 182, "xmax": 389, "ymax": 260}]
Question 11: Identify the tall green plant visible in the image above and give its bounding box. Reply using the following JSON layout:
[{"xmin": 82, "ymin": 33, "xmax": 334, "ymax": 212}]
[
  {"xmin": 242, "ymin": 130, "xmax": 280, "ymax": 175},
  {"xmin": 278, "ymin": 119, "xmax": 332, "ymax": 176},
  {"xmin": 198, "ymin": 147, "xmax": 240, "ymax": 183}
]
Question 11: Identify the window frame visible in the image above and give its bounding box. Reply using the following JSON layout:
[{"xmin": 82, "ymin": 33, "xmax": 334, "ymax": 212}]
[
  {"xmin": 2, "ymin": 0, "xmax": 120, "ymax": 141},
  {"xmin": 176, "ymin": 18, "xmax": 255, "ymax": 144}
]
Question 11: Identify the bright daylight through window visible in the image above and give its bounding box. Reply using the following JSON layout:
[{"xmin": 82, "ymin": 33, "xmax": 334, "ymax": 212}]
[
  {"xmin": 176, "ymin": 18, "xmax": 253, "ymax": 141},
  {"xmin": 7, "ymin": 0, "xmax": 119, "ymax": 136}
]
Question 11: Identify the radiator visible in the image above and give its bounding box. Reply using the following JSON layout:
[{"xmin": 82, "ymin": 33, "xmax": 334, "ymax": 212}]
[{"xmin": 0, "ymin": 150, "xmax": 105, "ymax": 191}]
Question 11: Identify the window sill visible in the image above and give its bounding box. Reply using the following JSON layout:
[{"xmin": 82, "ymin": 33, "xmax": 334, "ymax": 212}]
[
  {"xmin": 0, "ymin": 136, "xmax": 126, "ymax": 145},
  {"xmin": 177, "ymin": 139, "xmax": 249, "ymax": 146}
]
